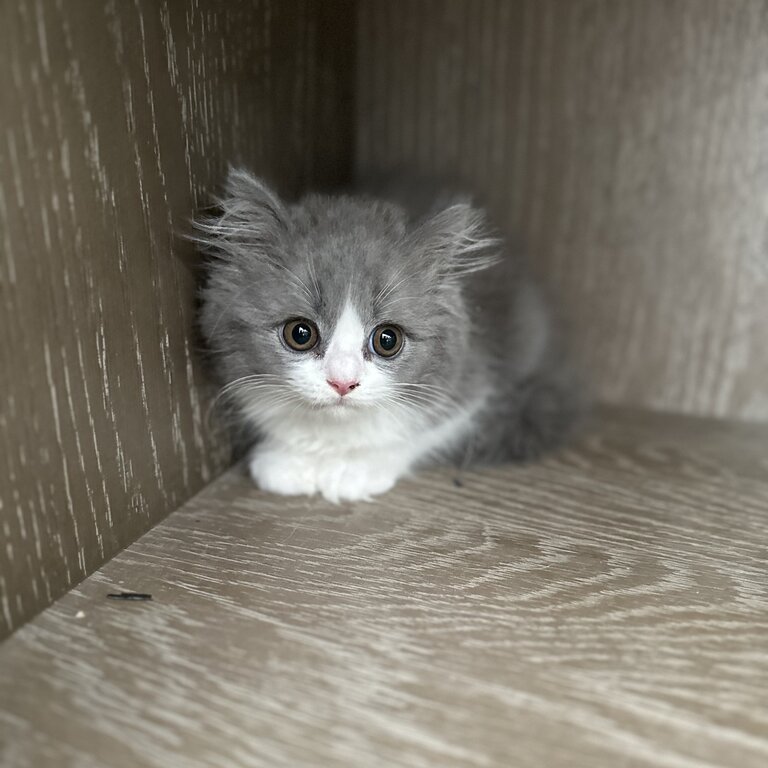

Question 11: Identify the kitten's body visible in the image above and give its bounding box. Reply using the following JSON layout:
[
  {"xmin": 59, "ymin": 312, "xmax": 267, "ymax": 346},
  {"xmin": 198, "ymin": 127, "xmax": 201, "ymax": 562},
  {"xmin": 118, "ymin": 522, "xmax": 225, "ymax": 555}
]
[{"xmin": 198, "ymin": 170, "xmax": 580, "ymax": 502}]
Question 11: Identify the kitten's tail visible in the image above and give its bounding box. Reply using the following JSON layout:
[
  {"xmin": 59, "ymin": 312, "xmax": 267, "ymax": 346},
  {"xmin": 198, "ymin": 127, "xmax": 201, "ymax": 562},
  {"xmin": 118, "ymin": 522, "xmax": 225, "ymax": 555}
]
[{"xmin": 502, "ymin": 367, "xmax": 588, "ymax": 462}]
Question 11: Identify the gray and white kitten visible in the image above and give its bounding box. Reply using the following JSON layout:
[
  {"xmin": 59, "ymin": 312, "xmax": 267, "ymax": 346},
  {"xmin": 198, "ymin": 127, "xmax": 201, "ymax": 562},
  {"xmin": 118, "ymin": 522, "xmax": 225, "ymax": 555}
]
[{"xmin": 197, "ymin": 169, "xmax": 580, "ymax": 502}]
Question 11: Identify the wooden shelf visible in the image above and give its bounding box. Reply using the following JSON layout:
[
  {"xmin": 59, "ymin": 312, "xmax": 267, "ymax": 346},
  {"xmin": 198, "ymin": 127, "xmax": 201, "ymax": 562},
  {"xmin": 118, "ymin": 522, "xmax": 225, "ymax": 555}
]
[{"xmin": 1, "ymin": 408, "xmax": 767, "ymax": 767}]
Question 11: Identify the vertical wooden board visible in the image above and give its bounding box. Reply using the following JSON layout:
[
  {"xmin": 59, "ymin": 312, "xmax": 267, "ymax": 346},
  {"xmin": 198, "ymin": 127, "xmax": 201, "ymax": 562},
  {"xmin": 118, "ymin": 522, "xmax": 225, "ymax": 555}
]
[
  {"xmin": 0, "ymin": 0, "xmax": 355, "ymax": 637},
  {"xmin": 356, "ymin": 0, "xmax": 768, "ymax": 420}
]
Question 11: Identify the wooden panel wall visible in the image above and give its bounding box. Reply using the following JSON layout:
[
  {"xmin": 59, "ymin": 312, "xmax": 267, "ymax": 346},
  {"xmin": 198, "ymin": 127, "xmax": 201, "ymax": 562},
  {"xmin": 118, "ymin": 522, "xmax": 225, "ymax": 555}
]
[
  {"xmin": 357, "ymin": 0, "xmax": 768, "ymax": 421},
  {"xmin": 0, "ymin": 0, "xmax": 354, "ymax": 637}
]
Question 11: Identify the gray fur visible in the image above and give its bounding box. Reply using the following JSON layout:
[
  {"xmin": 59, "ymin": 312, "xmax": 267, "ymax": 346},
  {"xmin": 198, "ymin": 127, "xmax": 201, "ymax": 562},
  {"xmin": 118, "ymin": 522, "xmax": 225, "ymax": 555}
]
[{"xmin": 196, "ymin": 168, "xmax": 582, "ymax": 467}]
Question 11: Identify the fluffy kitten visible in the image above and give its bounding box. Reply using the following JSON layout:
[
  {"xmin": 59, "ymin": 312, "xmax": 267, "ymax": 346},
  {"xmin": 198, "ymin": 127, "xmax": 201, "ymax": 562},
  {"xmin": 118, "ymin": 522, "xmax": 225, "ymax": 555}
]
[{"xmin": 196, "ymin": 169, "xmax": 580, "ymax": 502}]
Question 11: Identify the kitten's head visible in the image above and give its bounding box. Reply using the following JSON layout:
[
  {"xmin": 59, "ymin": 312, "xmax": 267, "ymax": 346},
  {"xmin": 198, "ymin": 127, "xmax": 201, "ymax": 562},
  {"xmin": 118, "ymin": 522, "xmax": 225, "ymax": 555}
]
[{"xmin": 196, "ymin": 169, "xmax": 499, "ymax": 431}]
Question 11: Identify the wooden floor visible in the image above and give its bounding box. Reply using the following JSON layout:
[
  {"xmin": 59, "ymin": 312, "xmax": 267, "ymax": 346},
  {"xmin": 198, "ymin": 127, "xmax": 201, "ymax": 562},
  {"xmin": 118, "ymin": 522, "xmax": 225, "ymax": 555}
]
[{"xmin": 1, "ymin": 408, "xmax": 767, "ymax": 768}]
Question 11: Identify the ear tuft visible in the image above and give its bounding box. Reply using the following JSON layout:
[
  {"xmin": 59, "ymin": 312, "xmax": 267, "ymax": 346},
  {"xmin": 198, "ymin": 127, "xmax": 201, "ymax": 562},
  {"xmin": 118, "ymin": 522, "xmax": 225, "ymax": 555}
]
[
  {"xmin": 411, "ymin": 202, "xmax": 502, "ymax": 279},
  {"xmin": 191, "ymin": 168, "xmax": 290, "ymax": 265}
]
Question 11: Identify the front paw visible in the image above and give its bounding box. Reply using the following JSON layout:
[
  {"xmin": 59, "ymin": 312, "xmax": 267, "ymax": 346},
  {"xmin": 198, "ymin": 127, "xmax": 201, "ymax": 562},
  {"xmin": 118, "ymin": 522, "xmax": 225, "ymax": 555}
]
[
  {"xmin": 317, "ymin": 460, "xmax": 399, "ymax": 504},
  {"xmin": 249, "ymin": 450, "xmax": 317, "ymax": 497}
]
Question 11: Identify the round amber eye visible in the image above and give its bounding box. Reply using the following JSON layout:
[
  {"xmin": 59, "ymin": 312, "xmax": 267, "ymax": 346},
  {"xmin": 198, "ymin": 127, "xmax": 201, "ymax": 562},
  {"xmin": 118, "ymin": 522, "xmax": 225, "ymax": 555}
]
[
  {"xmin": 283, "ymin": 319, "xmax": 319, "ymax": 351},
  {"xmin": 370, "ymin": 325, "xmax": 403, "ymax": 358}
]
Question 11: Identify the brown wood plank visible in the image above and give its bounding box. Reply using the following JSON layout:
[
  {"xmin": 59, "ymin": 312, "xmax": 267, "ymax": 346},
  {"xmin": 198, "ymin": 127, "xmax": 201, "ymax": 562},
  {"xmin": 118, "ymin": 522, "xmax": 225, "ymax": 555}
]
[
  {"xmin": 356, "ymin": 0, "xmax": 768, "ymax": 421},
  {"xmin": 1, "ymin": 408, "xmax": 767, "ymax": 767},
  {"xmin": 0, "ymin": 0, "xmax": 355, "ymax": 637}
]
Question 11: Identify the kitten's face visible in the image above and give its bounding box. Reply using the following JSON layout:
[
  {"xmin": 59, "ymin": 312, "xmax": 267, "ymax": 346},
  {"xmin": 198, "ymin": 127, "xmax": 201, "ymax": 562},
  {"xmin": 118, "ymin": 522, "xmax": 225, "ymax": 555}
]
[
  {"xmin": 198, "ymin": 171, "xmax": 496, "ymax": 429},
  {"xmin": 272, "ymin": 301, "xmax": 405, "ymax": 412}
]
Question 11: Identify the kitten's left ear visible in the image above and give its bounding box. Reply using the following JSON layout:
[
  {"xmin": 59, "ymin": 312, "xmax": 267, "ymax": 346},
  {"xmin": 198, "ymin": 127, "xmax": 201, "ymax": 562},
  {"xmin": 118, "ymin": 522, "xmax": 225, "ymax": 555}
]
[{"xmin": 410, "ymin": 202, "xmax": 501, "ymax": 279}]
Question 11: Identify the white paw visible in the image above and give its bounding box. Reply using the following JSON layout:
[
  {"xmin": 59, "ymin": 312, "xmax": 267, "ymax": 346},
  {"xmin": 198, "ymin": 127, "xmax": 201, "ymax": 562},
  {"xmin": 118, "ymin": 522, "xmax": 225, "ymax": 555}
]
[
  {"xmin": 317, "ymin": 460, "xmax": 399, "ymax": 504},
  {"xmin": 249, "ymin": 450, "xmax": 317, "ymax": 497}
]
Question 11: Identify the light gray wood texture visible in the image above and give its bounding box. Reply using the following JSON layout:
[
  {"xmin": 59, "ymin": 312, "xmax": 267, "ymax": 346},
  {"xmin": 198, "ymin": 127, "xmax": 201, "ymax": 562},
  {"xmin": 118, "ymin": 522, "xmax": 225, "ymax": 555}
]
[
  {"xmin": 356, "ymin": 0, "xmax": 768, "ymax": 421},
  {"xmin": 1, "ymin": 408, "xmax": 767, "ymax": 768},
  {"xmin": 0, "ymin": 0, "xmax": 354, "ymax": 637}
]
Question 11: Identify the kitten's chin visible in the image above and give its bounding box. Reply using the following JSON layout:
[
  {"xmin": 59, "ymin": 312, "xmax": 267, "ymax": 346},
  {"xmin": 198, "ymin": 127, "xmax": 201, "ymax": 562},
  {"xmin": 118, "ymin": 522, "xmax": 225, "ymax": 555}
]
[{"xmin": 314, "ymin": 397, "xmax": 364, "ymax": 416}]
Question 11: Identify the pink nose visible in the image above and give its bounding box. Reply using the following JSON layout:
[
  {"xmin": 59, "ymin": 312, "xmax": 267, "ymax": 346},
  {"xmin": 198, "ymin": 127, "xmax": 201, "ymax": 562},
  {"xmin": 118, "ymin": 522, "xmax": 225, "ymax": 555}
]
[{"xmin": 327, "ymin": 379, "xmax": 359, "ymax": 396}]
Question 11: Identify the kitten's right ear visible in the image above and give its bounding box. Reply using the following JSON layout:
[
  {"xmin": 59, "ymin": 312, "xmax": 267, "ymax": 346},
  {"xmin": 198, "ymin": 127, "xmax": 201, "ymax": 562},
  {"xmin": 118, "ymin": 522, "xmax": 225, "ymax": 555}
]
[
  {"xmin": 221, "ymin": 168, "xmax": 288, "ymax": 228},
  {"xmin": 192, "ymin": 168, "xmax": 290, "ymax": 262}
]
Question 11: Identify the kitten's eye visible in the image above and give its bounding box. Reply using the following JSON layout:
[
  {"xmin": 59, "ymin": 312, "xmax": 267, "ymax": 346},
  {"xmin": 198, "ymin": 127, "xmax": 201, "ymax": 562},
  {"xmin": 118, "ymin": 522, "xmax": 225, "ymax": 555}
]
[
  {"xmin": 283, "ymin": 318, "xmax": 319, "ymax": 351},
  {"xmin": 370, "ymin": 325, "xmax": 404, "ymax": 358}
]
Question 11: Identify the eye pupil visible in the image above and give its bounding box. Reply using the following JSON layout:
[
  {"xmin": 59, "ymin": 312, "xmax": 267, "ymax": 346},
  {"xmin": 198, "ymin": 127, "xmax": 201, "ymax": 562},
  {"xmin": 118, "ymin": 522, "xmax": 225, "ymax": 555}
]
[
  {"xmin": 292, "ymin": 324, "xmax": 311, "ymax": 345},
  {"xmin": 379, "ymin": 329, "xmax": 396, "ymax": 350}
]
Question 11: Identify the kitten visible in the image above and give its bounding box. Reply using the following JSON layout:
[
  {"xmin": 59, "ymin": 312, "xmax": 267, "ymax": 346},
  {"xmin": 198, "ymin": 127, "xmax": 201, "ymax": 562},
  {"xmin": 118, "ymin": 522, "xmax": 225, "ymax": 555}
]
[{"xmin": 196, "ymin": 169, "xmax": 581, "ymax": 503}]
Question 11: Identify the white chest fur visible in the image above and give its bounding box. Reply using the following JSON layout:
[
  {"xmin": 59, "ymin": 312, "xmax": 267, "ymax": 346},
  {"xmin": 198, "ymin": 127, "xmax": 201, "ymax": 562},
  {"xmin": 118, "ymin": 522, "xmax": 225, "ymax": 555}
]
[{"xmin": 248, "ymin": 395, "xmax": 485, "ymax": 503}]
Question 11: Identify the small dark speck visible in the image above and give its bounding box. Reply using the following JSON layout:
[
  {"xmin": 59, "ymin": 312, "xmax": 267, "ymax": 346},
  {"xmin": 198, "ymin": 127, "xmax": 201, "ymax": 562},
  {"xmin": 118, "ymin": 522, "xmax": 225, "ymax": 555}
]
[
  {"xmin": 107, "ymin": 592, "xmax": 153, "ymax": 601},
  {"xmin": 452, "ymin": 477, "xmax": 464, "ymax": 488}
]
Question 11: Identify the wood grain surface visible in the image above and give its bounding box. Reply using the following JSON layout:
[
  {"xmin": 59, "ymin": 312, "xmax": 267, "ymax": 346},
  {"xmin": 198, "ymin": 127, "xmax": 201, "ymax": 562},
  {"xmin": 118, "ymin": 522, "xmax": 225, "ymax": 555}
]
[
  {"xmin": 1, "ymin": 408, "xmax": 766, "ymax": 768},
  {"xmin": 0, "ymin": 0, "xmax": 354, "ymax": 637},
  {"xmin": 356, "ymin": 0, "xmax": 768, "ymax": 421}
]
